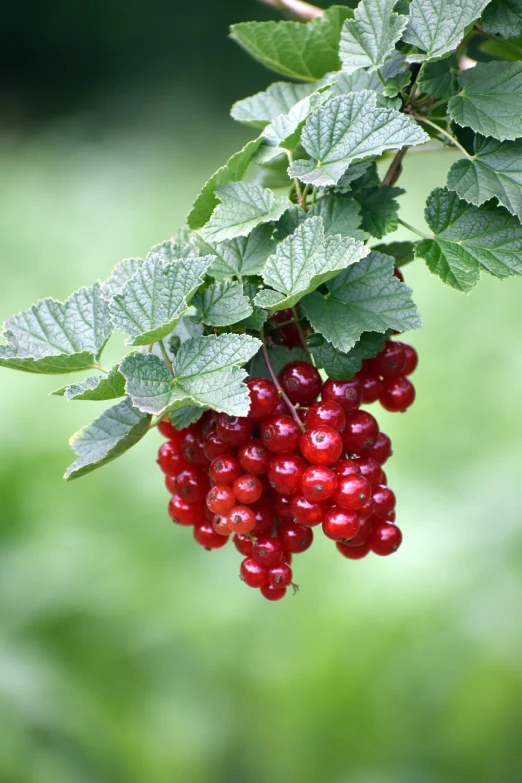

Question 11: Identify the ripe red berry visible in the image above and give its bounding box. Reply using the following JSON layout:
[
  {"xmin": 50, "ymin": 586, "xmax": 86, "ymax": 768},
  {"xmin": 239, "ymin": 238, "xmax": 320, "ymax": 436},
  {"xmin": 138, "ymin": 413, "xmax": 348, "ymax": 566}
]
[
  {"xmin": 353, "ymin": 455, "xmax": 383, "ymax": 487},
  {"xmin": 300, "ymin": 465, "xmax": 337, "ymax": 502},
  {"xmin": 370, "ymin": 521, "xmax": 402, "ymax": 555},
  {"xmin": 168, "ymin": 494, "xmax": 205, "ymax": 526},
  {"xmin": 274, "ymin": 493, "xmax": 293, "ymax": 521},
  {"xmin": 358, "ymin": 497, "xmax": 374, "ymax": 521},
  {"xmin": 212, "ymin": 513, "xmax": 231, "ymax": 536},
  {"xmin": 278, "ymin": 521, "xmax": 313, "ymax": 553},
  {"xmin": 203, "ymin": 431, "xmax": 231, "ymax": 461},
  {"xmin": 379, "ymin": 376, "xmax": 415, "ymax": 412},
  {"xmin": 226, "ymin": 505, "xmax": 256, "ymax": 534},
  {"xmin": 233, "ymin": 533, "xmax": 253, "ymax": 557},
  {"xmin": 216, "ymin": 414, "xmax": 253, "ymax": 447},
  {"xmin": 194, "ymin": 520, "xmax": 229, "ymax": 549},
  {"xmin": 306, "ymin": 400, "xmax": 346, "ymax": 432},
  {"xmin": 181, "ymin": 431, "xmax": 209, "ymax": 466},
  {"xmin": 268, "ymin": 562, "xmax": 293, "ymax": 588},
  {"xmin": 300, "ymin": 425, "xmax": 343, "ymax": 466},
  {"xmin": 373, "ymin": 340, "xmax": 406, "ymax": 378},
  {"xmin": 240, "ymin": 557, "xmax": 269, "ymax": 588},
  {"xmin": 261, "ymin": 415, "xmax": 301, "ymax": 454},
  {"xmin": 342, "ymin": 411, "xmax": 379, "ymax": 454},
  {"xmin": 387, "ymin": 510, "xmax": 396, "ymax": 523},
  {"xmin": 165, "ymin": 475, "xmax": 177, "ymax": 494},
  {"xmin": 158, "ymin": 417, "xmax": 183, "ymax": 442},
  {"xmin": 335, "ymin": 459, "xmax": 362, "ymax": 477},
  {"xmin": 333, "ymin": 475, "xmax": 371, "ymax": 512},
  {"xmin": 336, "ymin": 539, "xmax": 372, "ymax": 559},
  {"xmin": 322, "ymin": 377, "xmax": 362, "ymax": 414},
  {"xmin": 290, "ymin": 494, "xmax": 326, "ymax": 527},
  {"xmin": 232, "ymin": 474, "xmax": 263, "ymax": 504},
  {"xmin": 322, "ymin": 507, "xmax": 360, "ymax": 541},
  {"xmin": 364, "ymin": 432, "xmax": 392, "ymax": 464},
  {"xmin": 175, "ymin": 467, "xmax": 209, "ymax": 504},
  {"xmin": 278, "ymin": 361, "xmax": 322, "ymax": 406},
  {"xmin": 371, "ymin": 485, "xmax": 396, "ymax": 519},
  {"xmin": 247, "ymin": 377, "xmax": 279, "ymax": 419},
  {"xmin": 357, "ymin": 372, "xmax": 383, "ymax": 404},
  {"xmin": 268, "ymin": 454, "xmax": 306, "ymax": 495},
  {"xmin": 157, "ymin": 441, "xmax": 186, "ymax": 476},
  {"xmin": 250, "ymin": 498, "xmax": 275, "ymax": 537},
  {"xmin": 237, "ymin": 439, "xmax": 271, "ymax": 476},
  {"xmin": 261, "ymin": 584, "xmax": 287, "ymax": 601},
  {"xmin": 209, "ymin": 455, "xmax": 240, "ymax": 486},
  {"xmin": 252, "ymin": 535, "xmax": 284, "ymax": 567},
  {"xmin": 397, "ymin": 342, "xmax": 418, "ymax": 376},
  {"xmin": 348, "ymin": 515, "xmax": 375, "ymax": 546},
  {"xmin": 206, "ymin": 485, "xmax": 236, "ymax": 515}
]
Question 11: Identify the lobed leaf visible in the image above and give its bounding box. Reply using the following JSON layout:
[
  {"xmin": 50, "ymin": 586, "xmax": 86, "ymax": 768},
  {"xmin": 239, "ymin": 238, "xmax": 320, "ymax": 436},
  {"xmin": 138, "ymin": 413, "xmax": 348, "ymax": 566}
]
[
  {"xmin": 403, "ymin": 0, "xmax": 490, "ymax": 62},
  {"xmin": 481, "ymin": 0, "xmax": 522, "ymax": 37},
  {"xmin": 339, "ymin": 0, "xmax": 408, "ymax": 73},
  {"xmin": 193, "ymin": 281, "xmax": 253, "ymax": 326},
  {"xmin": 308, "ymin": 197, "xmax": 367, "ymax": 240},
  {"xmin": 193, "ymin": 224, "xmax": 276, "ymax": 281},
  {"xmin": 417, "ymin": 55, "xmax": 459, "ymax": 101},
  {"xmin": 199, "ymin": 182, "xmax": 291, "ymax": 243},
  {"xmin": 264, "ymin": 89, "xmax": 331, "ymax": 150},
  {"xmin": 373, "ymin": 241, "xmax": 415, "ymax": 266},
  {"xmin": 102, "ymin": 259, "xmax": 143, "ymax": 299},
  {"xmin": 54, "ymin": 366, "xmax": 126, "ymax": 401},
  {"xmin": 231, "ymin": 81, "xmax": 318, "ymax": 129}
]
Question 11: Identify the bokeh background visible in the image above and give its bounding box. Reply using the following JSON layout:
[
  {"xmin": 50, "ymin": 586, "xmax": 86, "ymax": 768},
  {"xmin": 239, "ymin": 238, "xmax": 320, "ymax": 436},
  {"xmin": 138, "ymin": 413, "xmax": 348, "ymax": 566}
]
[{"xmin": 1, "ymin": 2, "xmax": 522, "ymax": 781}]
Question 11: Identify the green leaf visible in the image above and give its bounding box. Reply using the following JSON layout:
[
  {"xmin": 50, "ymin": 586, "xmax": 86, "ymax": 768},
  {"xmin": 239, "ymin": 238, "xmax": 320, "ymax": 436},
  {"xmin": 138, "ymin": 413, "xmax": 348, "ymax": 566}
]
[
  {"xmin": 415, "ymin": 187, "xmax": 522, "ymax": 292},
  {"xmin": 231, "ymin": 81, "xmax": 318, "ymax": 128},
  {"xmin": 308, "ymin": 197, "xmax": 367, "ymax": 240},
  {"xmin": 200, "ymin": 182, "xmax": 291, "ymax": 243},
  {"xmin": 295, "ymin": 90, "xmax": 428, "ymax": 186},
  {"xmin": 64, "ymin": 397, "xmax": 151, "ymax": 480},
  {"xmin": 109, "ymin": 254, "xmax": 212, "ymax": 346},
  {"xmin": 229, "ymin": 6, "xmax": 353, "ymax": 82},
  {"xmin": 54, "ymin": 366, "xmax": 126, "ymax": 401},
  {"xmin": 187, "ymin": 138, "xmax": 263, "ymax": 230},
  {"xmin": 482, "ymin": 0, "xmax": 522, "ymax": 38},
  {"xmin": 274, "ymin": 205, "xmax": 308, "ymax": 241},
  {"xmin": 448, "ymin": 61, "xmax": 522, "ymax": 141},
  {"xmin": 0, "ymin": 283, "xmax": 112, "ymax": 375},
  {"xmin": 403, "ymin": 0, "xmax": 490, "ymax": 61},
  {"xmin": 301, "ymin": 251, "xmax": 421, "ymax": 353},
  {"xmin": 255, "ymin": 215, "xmax": 369, "ymax": 311},
  {"xmin": 339, "ymin": 0, "xmax": 408, "ymax": 73},
  {"xmin": 352, "ymin": 185, "xmax": 405, "ymax": 239},
  {"xmin": 382, "ymin": 71, "xmax": 412, "ymax": 98},
  {"xmin": 373, "ymin": 241, "xmax": 415, "ymax": 266},
  {"xmin": 447, "ymin": 135, "xmax": 522, "ymax": 220},
  {"xmin": 170, "ymin": 406, "xmax": 207, "ymax": 430},
  {"xmin": 101, "ymin": 258, "xmax": 144, "ymax": 299},
  {"xmin": 193, "ymin": 224, "xmax": 276, "ymax": 281},
  {"xmin": 417, "ymin": 55, "xmax": 458, "ymax": 101},
  {"xmin": 147, "ymin": 237, "xmax": 196, "ymax": 262},
  {"xmin": 309, "ymin": 331, "xmax": 387, "ymax": 379},
  {"xmin": 330, "ymin": 54, "xmax": 406, "ymax": 96},
  {"xmin": 249, "ymin": 345, "xmax": 308, "ymax": 380},
  {"xmin": 264, "ymin": 89, "xmax": 331, "ymax": 150},
  {"xmin": 120, "ymin": 334, "xmax": 261, "ymax": 417},
  {"xmin": 193, "ymin": 281, "xmax": 253, "ymax": 326}
]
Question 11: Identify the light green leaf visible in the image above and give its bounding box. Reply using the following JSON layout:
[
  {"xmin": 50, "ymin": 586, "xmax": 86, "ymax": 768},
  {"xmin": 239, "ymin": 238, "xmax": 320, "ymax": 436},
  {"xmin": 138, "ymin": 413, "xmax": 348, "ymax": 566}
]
[
  {"xmin": 296, "ymin": 90, "xmax": 428, "ymax": 186},
  {"xmin": 193, "ymin": 224, "xmax": 276, "ymax": 280},
  {"xmin": 309, "ymin": 331, "xmax": 387, "ymax": 379},
  {"xmin": 301, "ymin": 251, "xmax": 421, "ymax": 353},
  {"xmin": 482, "ymin": 0, "xmax": 522, "ymax": 37},
  {"xmin": 121, "ymin": 334, "xmax": 261, "ymax": 417},
  {"xmin": 249, "ymin": 346, "xmax": 308, "ymax": 380},
  {"xmin": 415, "ymin": 187, "xmax": 522, "ymax": 292},
  {"xmin": 339, "ymin": 0, "xmax": 408, "ymax": 73},
  {"xmin": 0, "ymin": 283, "xmax": 112, "ymax": 375},
  {"xmin": 418, "ymin": 55, "xmax": 458, "ymax": 100},
  {"xmin": 403, "ymin": 0, "xmax": 490, "ymax": 61},
  {"xmin": 229, "ymin": 6, "xmax": 353, "ymax": 82},
  {"xmin": 147, "ymin": 237, "xmax": 197, "ymax": 262},
  {"xmin": 447, "ymin": 135, "xmax": 522, "ymax": 220},
  {"xmin": 64, "ymin": 397, "xmax": 151, "ymax": 480},
  {"xmin": 255, "ymin": 215, "xmax": 369, "ymax": 311},
  {"xmin": 170, "ymin": 406, "xmax": 207, "ymax": 430},
  {"xmin": 448, "ymin": 61, "xmax": 522, "ymax": 141},
  {"xmin": 109, "ymin": 254, "xmax": 212, "ymax": 346},
  {"xmin": 54, "ymin": 366, "xmax": 126, "ymax": 401},
  {"xmin": 264, "ymin": 89, "xmax": 331, "ymax": 149},
  {"xmin": 200, "ymin": 182, "xmax": 291, "ymax": 244},
  {"xmin": 101, "ymin": 258, "xmax": 144, "ymax": 299},
  {"xmin": 373, "ymin": 241, "xmax": 415, "ymax": 266},
  {"xmin": 352, "ymin": 184, "xmax": 405, "ymax": 239},
  {"xmin": 308, "ymin": 197, "xmax": 367, "ymax": 240},
  {"xmin": 193, "ymin": 281, "xmax": 253, "ymax": 326},
  {"xmin": 330, "ymin": 54, "xmax": 406, "ymax": 96},
  {"xmin": 231, "ymin": 81, "xmax": 318, "ymax": 128}
]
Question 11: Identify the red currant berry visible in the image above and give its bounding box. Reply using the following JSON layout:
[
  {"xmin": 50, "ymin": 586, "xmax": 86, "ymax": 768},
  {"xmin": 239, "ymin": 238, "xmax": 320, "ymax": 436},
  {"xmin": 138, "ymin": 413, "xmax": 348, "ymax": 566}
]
[
  {"xmin": 335, "ymin": 459, "xmax": 362, "ymax": 477},
  {"xmin": 232, "ymin": 474, "xmax": 263, "ymax": 505},
  {"xmin": 397, "ymin": 342, "xmax": 418, "ymax": 376},
  {"xmin": 194, "ymin": 521, "xmax": 229, "ymax": 549},
  {"xmin": 212, "ymin": 514, "xmax": 231, "ymax": 536},
  {"xmin": 379, "ymin": 376, "xmax": 415, "ymax": 412},
  {"xmin": 348, "ymin": 515, "xmax": 375, "ymax": 546},
  {"xmin": 370, "ymin": 521, "xmax": 402, "ymax": 555},
  {"xmin": 264, "ymin": 396, "xmax": 288, "ymax": 421},
  {"xmin": 278, "ymin": 361, "xmax": 322, "ymax": 406},
  {"xmin": 300, "ymin": 426, "xmax": 343, "ymax": 466},
  {"xmin": 158, "ymin": 417, "xmax": 183, "ymax": 442},
  {"xmin": 157, "ymin": 441, "xmax": 186, "ymax": 476},
  {"xmin": 247, "ymin": 377, "xmax": 278, "ymax": 420},
  {"xmin": 358, "ymin": 497, "xmax": 375, "ymax": 521},
  {"xmin": 306, "ymin": 400, "xmax": 346, "ymax": 433},
  {"xmin": 333, "ymin": 475, "xmax": 371, "ymax": 512},
  {"xmin": 358, "ymin": 372, "xmax": 383, "ymax": 404},
  {"xmin": 165, "ymin": 475, "xmax": 177, "ymax": 494},
  {"xmin": 216, "ymin": 414, "xmax": 253, "ymax": 447},
  {"xmin": 227, "ymin": 505, "xmax": 257, "ymax": 534},
  {"xmin": 200, "ymin": 412, "xmax": 217, "ymax": 439},
  {"xmin": 290, "ymin": 494, "xmax": 326, "ymax": 527},
  {"xmin": 274, "ymin": 493, "xmax": 293, "ymax": 521},
  {"xmin": 234, "ymin": 533, "xmax": 253, "ymax": 557},
  {"xmin": 240, "ymin": 557, "xmax": 269, "ymax": 588},
  {"xmin": 393, "ymin": 265, "xmax": 404, "ymax": 282},
  {"xmin": 268, "ymin": 562, "xmax": 292, "ymax": 588},
  {"xmin": 372, "ymin": 485, "xmax": 396, "ymax": 519},
  {"xmin": 300, "ymin": 465, "xmax": 337, "ymax": 502},
  {"xmin": 353, "ymin": 455, "xmax": 383, "ymax": 487},
  {"xmin": 322, "ymin": 377, "xmax": 362, "ymax": 414},
  {"xmin": 322, "ymin": 507, "xmax": 360, "ymax": 541},
  {"xmin": 203, "ymin": 431, "xmax": 231, "ymax": 461},
  {"xmin": 261, "ymin": 415, "xmax": 301, "ymax": 454},
  {"xmin": 252, "ymin": 535, "xmax": 284, "ymax": 567},
  {"xmin": 342, "ymin": 411, "xmax": 379, "ymax": 455},
  {"xmin": 387, "ymin": 510, "xmax": 396, "ymax": 523},
  {"xmin": 261, "ymin": 584, "xmax": 287, "ymax": 601},
  {"xmin": 181, "ymin": 431, "xmax": 209, "ymax": 466},
  {"xmin": 168, "ymin": 494, "xmax": 205, "ymax": 526},
  {"xmin": 373, "ymin": 340, "xmax": 406, "ymax": 378},
  {"xmin": 271, "ymin": 308, "xmax": 293, "ymax": 323},
  {"xmin": 280, "ymin": 323, "xmax": 302, "ymax": 349},
  {"xmin": 278, "ymin": 521, "xmax": 313, "ymax": 553},
  {"xmin": 175, "ymin": 467, "xmax": 209, "ymax": 504},
  {"xmin": 336, "ymin": 539, "xmax": 372, "ymax": 559},
  {"xmin": 268, "ymin": 454, "xmax": 306, "ymax": 495},
  {"xmin": 206, "ymin": 485, "xmax": 235, "ymax": 515},
  {"xmin": 209, "ymin": 455, "xmax": 240, "ymax": 486},
  {"xmin": 250, "ymin": 498, "xmax": 274, "ymax": 537},
  {"xmin": 364, "ymin": 432, "xmax": 392, "ymax": 465},
  {"xmin": 238, "ymin": 439, "xmax": 271, "ymax": 476}
]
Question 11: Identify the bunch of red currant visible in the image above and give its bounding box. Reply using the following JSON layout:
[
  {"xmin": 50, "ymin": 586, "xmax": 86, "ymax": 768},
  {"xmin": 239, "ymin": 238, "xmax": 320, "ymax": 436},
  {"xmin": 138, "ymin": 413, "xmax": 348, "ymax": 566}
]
[{"xmin": 156, "ymin": 337, "xmax": 417, "ymax": 601}]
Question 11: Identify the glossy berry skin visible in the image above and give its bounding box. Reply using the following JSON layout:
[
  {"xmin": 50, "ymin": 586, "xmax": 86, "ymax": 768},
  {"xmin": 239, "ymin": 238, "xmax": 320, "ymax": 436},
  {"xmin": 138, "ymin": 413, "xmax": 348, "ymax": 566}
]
[
  {"xmin": 371, "ymin": 521, "xmax": 402, "ymax": 555},
  {"xmin": 168, "ymin": 494, "xmax": 205, "ymax": 526},
  {"xmin": 175, "ymin": 467, "xmax": 209, "ymax": 504},
  {"xmin": 371, "ymin": 485, "xmax": 396, "ymax": 519},
  {"xmin": 300, "ymin": 465, "xmax": 337, "ymax": 502},
  {"xmin": 290, "ymin": 494, "xmax": 326, "ymax": 527},
  {"xmin": 157, "ymin": 441, "xmax": 186, "ymax": 476},
  {"xmin": 274, "ymin": 493, "xmax": 293, "ymax": 521},
  {"xmin": 212, "ymin": 514, "xmax": 231, "ymax": 536},
  {"xmin": 206, "ymin": 485, "xmax": 235, "ymax": 515},
  {"xmin": 247, "ymin": 377, "xmax": 279, "ymax": 420},
  {"xmin": 216, "ymin": 414, "xmax": 253, "ymax": 447},
  {"xmin": 322, "ymin": 377, "xmax": 362, "ymax": 414},
  {"xmin": 238, "ymin": 439, "xmax": 271, "ymax": 476},
  {"xmin": 181, "ymin": 431, "xmax": 209, "ymax": 467},
  {"xmin": 232, "ymin": 475, "xmax": 263, "ymax": 505},
  {"xmin": 306, "ymin": 400, "xmax": 346, "ymax": 433},
  {"xmin": 209, "ymin": 455, "xmax": 240, "ymax": 486},
  {"xmin": 335, "ymin": 459, "xmax": 362, "ymax": 477},
  {"xmin": 233, "ymin": 533, "xmax": 253, "ymax": 557},
  {"xmin": 278, "ymin": 521, "xmax": 313, "ymax": 553},
  {"xmin": 227, "ymin": 506, "xmax": 257, "ymax": 535},
  {"xmin": 342, "ymin": 411, "xmax": 379, "ymax": 455},
  {"xmin": 348, "ymin": 515, "xmax": 374, "ymax": 546},
  {"xmin": 268, "ymin": 562, "xmax": 293, "ymax": 588},
  {"xmin": 158, "ymin": 417, "xmax": 183, "ymax": 442},
  {"xmin": 203, "ymin": 431, "xmax": 231, "ymax": 461},
  {"xmin": 300, "ymin": 426, "xmax": 343, "ymax": 466},
  {"xmin": 373, "ymin": 340, "xmax": 406, "ymax": 378},
  {"xmin": 165, "ymin": 475, "xmax": 177, "ymax": 495},
  {"xmin": 387, "ymin": 510, "xmax": 396, "ymax": 523},
  {"xmin": 353, "ymin": 455, "xmax": 383, "ymax": 487},
  {"xmin": 333, "ymin": 475, "xmax": 371, "ymax": 512},
  {"xmin": 262, "ymin": 415, "xmax": 301, "ymax": 454},
  {"xmin": 240, "ymin": 557, "xmax": 269, "ymax": 588},
  {"xmin": 379, "ymin": 377, "xmax": 415, "ymax": 412},
  {"xmin": 194, "ymin": 521, "xmax": 229, "ymax": 549},
  {"xmin": 261, "ymin": 584, "xmax": 287, "ymax": 601},
  {"xmin": 278, "ymin": 361, "xmax": 322, "ymax": 406},
  {"xmin": 397, "ymin": 343, "xmax": 418, "ymax": 376},
  {"xmin": 336, "ymin": 539, "xmax": 372, "ymax": 560},
  {"xmin": 322, "ymin": 507, "xmax": 360, "ymax": 542},
  {"xmin": 250, "ymin": 498, "xmax": 275, "ymax": 537},
  {"xmin": 357, "ymin": 498, "xmax": 374, "ymax": 521},
  {"xmin": 365, "ymin": 432, "xmax": 392, "ymax": 465},
  {"xmin": 358, "ymin": 372, "xmax": 383, "ymax": 404},
  {"xmin": 252, "ymin": 535, "xmax": 284, "ymax": 567},
  {"xmin": 268, "ymin": 454, "xmax": 306, "ymax": 496}
]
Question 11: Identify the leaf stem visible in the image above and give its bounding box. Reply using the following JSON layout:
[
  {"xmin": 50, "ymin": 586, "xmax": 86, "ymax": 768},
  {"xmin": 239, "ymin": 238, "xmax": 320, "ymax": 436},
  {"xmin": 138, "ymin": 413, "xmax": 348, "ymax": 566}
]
[
  {"xmin": 291, "ymin": 306, "xmax": 312, "ymax": 360},
  {"xmin": 256, "ymin": 0, "xmax": 323, "ymax": 20},
  {"xmin": 260, "ymin": 328, "xmax": 304, "ymax": 430},
  {"xmin": 92, "ymin": 363, "xmax": 110, "ymax": 374},
  {"xmin": 158, "ymin": 340, "xmax": 175, "ymax": 376},
  {"xmin": 413, "ymin": 115, "xmax": 475, "ymax": 160},
  {"xmin": 398, "ymin": 218, "xmax": 431, "ymax": 240}
]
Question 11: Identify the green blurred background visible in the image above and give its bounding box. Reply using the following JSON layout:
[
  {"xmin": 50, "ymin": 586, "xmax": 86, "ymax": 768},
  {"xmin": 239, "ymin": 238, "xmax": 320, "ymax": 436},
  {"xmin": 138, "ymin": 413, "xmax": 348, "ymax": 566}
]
[{"xmin": 1, "ymin": 2, "xmax": 522, "ymax": 781}]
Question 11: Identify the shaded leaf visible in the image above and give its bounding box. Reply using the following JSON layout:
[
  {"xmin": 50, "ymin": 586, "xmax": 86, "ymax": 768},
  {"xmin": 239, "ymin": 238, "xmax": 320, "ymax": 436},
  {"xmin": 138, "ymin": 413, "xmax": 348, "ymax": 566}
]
[
  {"xmin": 482, "ymin": 0, "xmax": 522, "ymax": 37},
  {"xmin": 373, "ymin": 241, "xmax": 415, "ymax": 266},
  {"xmin": 54, "ymin": 366, "xmax": 126, "ymax": 401},
  {"xmin": 418, "ymin": 55, "xmax": 459, "ymax": 101},
  {"xmin": 309, "ymin": 331, "xmax": 387, "ymax": 379}
]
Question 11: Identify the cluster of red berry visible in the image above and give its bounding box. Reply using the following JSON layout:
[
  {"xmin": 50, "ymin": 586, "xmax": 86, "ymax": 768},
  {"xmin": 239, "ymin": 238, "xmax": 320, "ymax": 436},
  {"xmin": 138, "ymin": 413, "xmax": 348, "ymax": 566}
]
[{"xmin": 156, "ymin": 338, "xmax": 418, "ymax": 601}]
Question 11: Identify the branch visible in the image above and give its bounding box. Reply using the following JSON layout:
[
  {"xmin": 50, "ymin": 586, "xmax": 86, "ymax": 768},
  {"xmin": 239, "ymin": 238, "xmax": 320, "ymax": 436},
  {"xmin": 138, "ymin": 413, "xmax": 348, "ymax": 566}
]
[
  {"xmin": 257, "ymin": 0, "xmax": 323, "ymax": 21},
  {"xmin": 382, "ymin": 147, "xmax": 408, "ymax": 187}
]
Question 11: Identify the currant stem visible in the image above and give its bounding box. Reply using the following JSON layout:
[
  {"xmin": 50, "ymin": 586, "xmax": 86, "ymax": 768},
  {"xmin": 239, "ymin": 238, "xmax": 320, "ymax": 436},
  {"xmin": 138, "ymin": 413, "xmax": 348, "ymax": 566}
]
[
  {"xmin": 92, "ymin": 363, "xmax": 110, "ymax": 374},
  {"xmin": 260, "ymin": 329, "xmax": 304, "ymax": 429},
  {"xmin": 158, "ymin": 339, "xmax": 175, "ymax": 375},
  {"xmin": 291, "ymin": 306, "xmax": 312, "ymax": 360},
  {"xmin": 413, "ymin": 115, "xmax": 475, "ymax": 160},
  {"xmin": 382, "ymin": 147, "xmax": 408, "ymax": 187},
  {"xmin": 256, "ymin": 0, "xmax": 323, "ymax": 21},
  {"xmin": 397, "ymin": 218, "xmax": 431, "ymax": 240}
]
